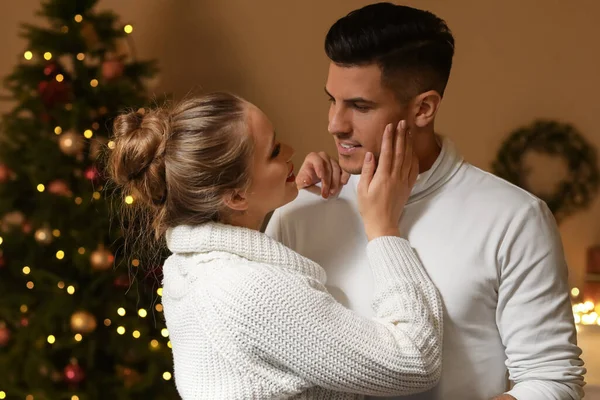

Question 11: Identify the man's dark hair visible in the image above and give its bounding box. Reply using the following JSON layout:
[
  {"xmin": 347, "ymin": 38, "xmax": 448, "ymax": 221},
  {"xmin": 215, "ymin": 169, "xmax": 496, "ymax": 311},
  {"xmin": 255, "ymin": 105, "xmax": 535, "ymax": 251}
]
[{"xmin": 325, "ymin": 2, "xmax": 455, "ymax": 102}]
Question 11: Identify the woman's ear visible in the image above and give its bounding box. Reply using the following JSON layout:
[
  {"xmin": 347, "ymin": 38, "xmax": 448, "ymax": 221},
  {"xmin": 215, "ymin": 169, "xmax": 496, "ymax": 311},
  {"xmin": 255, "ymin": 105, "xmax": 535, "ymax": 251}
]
[{"xmin": 222, "ymin": 190, "xmax": 249, "ymax": 212}]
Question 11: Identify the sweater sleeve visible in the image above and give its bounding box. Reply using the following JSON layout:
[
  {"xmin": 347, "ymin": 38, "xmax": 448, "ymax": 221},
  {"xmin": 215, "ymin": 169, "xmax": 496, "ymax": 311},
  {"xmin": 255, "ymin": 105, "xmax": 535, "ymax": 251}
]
[
  {"xmin": 200, "ymin": 236, "xmax": 442, "ymax": 396},
  {"xmin": 497, "ymin": 200, "xmax": 585, "ymax": 400}
]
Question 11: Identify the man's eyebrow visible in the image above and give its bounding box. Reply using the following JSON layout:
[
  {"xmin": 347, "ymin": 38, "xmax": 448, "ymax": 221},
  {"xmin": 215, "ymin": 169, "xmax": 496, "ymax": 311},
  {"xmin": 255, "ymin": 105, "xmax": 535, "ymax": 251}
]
[{"xmin": 324, "ymin": 87, "xmax": 376, "ymax": 104}]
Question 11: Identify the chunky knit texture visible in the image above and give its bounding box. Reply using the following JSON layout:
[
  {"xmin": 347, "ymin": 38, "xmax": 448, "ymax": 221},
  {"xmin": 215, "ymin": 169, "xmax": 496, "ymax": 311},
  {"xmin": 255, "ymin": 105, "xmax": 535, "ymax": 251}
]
[{"xmin": 161, "ymin": 222, "xmax": 443, "ymax": 399}]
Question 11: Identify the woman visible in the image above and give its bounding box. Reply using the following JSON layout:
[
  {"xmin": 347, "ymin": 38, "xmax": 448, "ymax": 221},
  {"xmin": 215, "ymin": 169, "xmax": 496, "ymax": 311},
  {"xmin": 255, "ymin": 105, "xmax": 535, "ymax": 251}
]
[{"xmin": 108, "ymin": 92, "xmax": 442, "ymax": 399}]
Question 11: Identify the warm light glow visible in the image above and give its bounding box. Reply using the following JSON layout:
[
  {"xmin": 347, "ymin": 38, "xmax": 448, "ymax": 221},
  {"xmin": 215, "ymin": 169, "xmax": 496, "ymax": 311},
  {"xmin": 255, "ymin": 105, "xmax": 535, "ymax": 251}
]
[
  {"xmin": 167, "ymin": 340, "xmax": 172, "ymax": 348},
  {"xmin": 24, "ymin": 51, "xmax": 33, "ymax": 60},
  {"xmin": 117, "ymin": 307, "xmax": 126, "ymax": 316},
  {"xmin": 74, "ymin": 14, "xmax": 83, "ymax": 23},
  {"xmin": 157, "ymin": 288, "xmax": 163, "ymax": 296},
  {"xmin": 61, "ymin": 26, "xmax": 69, "ymax": 33},
  {"xmin": 571, "ymin": 287, "xmax": 580, "ymax": 297},
  {"xmin": 574, "ymin": 314, "xmax": 581, "ymax": 324},
  {"xmin": 93, "ymin": 192, "xmax": 101, "ymax": 200},
  {"xmin": 155, "ymin": 304, "xmax": 163, "ymax": 312},
  {"xmin": 65, "ymin": 103, "xmax": 73, "ymax": 111},
  {"xmin": 150, "ymin": 339, "xmax": 159, "ymax": 349},
  {"xmin": 78, "ymin": 247, "xmax": 86, "ymax": 254},
  {"xmin": 161, "ymin": 328, "xmax": 169, "ymax": 338},
  {"xmin": 52, "ymin": 229, "xmax": 60, "ymax": 237},
  {"xmin": 90, "ymin": 79, "xmax": 99, "ymax": 88},
  {"xmin": 84, "ymin": 129, "xmax": 93, "ymax": 139},
  {"xmin": 55, "ymin": 74, "xmax": 64, "ymax": 82},
  {"xmin": 56, "ymin": 250, "xmax": 65, "ymax": 260},
  {"xmin": 163, "ymin": 371, "xmax": 172, "ymax": 381},
  {"xmin": 0, "ymin": 236, "xmax": 3, "ymax": 245},
  {"xmin": 108, "ymin": 140, "xmax": 116, "ymax": 149},
  {"xmin": 44, "ymin": 52, "xmax": 52, "ymax": 60},
  {"xmin": 104, "ymin": 319, "xmax": 111, "ymax": 326},
  {"xmin": 74, "ymin": 334, "xmax": 82, "ymax": 342},
  {"xmin": 37, "ymin": 184, "xmax": 45, "ymax": 192},
  {"xmin": 26, "ymin": 281, "xmax": 34, "ymax": 289},
  {"xmin": 138, "ymin": 309, "xmax": 147, "ymax": 318},
  {"xmin": 75, "ymin": 197, "xmax": 83, "ymax": 205},
  {"xmin": 72, "ymin": 396, "xmax": 80, "ymax": 400},
  {"xmin": 132, "ymin": 259, "xmax": 140, "ymax": 267},
  {"xmin": 23, "ymin": 266, "xmax": 31, "ymax": 275},
  {"xmin": 20, "ymin": 305, "xmax": 28, "ymax": 313},
  {"xmin": 125, "ymin": 195, "xmax": 134, "ymax": 204},
  {"xmin": 58, "ymin": 281, "xmax": 65, "ymax": 289},
  {"xmin": 584, "ymin": 301, "xmax": 595, "ymax": 311},
  {"xmin": 124, "ymin": 24, "xmax": 133, "ymax": 34},
  {"xmin": 67, "ymin": 285, "xmax": 75, "ymax": 294},
  {"xmin": 132, "ymin": 330, "xmax": 141, "ymax": 338},
  {"xmin": 77, "ymin": 53, "xmax": 85, "ymax": 61},
  {"xmin": 0, "ymin": 391, "xmax": 6, "ymax": 399},
  {"xmin": 117, "ymin": 326, "xmax": 126, "ymax": 335},
  {"xmin": 26, "ymin": 395, "xmax": 33, "ymax": 400},
  {"xmin": 47, "ymin": 335, "xmax": 56, "ymax": 344},
  {"xmin": 54, "ymin": 126, "xmax": 62, "ymax": 135}
]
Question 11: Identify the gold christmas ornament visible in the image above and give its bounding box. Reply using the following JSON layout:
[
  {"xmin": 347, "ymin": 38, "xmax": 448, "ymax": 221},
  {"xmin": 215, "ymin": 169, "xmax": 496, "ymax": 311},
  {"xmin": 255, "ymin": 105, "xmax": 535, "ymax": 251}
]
[
  {"xmin": 34, "ymin": 226, "xmax": 53, "ymax": 245},
  {"xmin": 70, "ymin": 310, "xmax": 97, "ymax": 333},
  {"xmin": 90, "ymin": 245, "xmax": 114, "ymax": 271},
  {"xmin": 58, "ymin": 130, "xmax": 84, "ymax": 156}
]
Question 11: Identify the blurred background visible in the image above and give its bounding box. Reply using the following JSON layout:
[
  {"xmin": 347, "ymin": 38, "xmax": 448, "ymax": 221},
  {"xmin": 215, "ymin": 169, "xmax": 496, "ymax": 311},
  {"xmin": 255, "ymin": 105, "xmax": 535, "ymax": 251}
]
[{"xmin": 1, "ymin": 0, "xmax": 599, "ymax": 398}]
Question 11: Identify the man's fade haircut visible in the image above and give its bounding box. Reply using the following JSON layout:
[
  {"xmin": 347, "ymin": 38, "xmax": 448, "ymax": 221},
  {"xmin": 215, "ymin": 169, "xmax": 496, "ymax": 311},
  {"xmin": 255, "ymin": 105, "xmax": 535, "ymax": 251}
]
[{"xmin": 325, "ymin": 2, "xmax": 455, "ymax": 103}]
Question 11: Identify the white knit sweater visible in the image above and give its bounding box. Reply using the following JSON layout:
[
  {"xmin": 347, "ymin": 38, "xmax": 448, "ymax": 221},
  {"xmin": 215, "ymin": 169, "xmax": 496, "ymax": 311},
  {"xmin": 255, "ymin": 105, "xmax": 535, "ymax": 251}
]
[{"xmin": 161, "ymin": 222, "xmax": 443, "ymax": 399}]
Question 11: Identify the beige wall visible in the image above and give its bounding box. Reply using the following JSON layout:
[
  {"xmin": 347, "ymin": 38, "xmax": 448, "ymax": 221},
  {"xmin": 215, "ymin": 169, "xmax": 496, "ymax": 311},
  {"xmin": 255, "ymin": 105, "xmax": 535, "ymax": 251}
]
[{"xmin": 1, "ymin": 1, "xmax": 599, "ymax": 289}]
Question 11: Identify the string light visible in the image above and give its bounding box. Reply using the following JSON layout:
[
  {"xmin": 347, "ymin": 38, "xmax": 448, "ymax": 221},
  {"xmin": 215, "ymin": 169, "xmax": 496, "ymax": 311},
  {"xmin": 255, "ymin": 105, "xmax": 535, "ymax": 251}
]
[
  {"xmin": 47, "ymin": 335, "xmax": 56, "ymax": 344},
  {"xmin": 90, "ymin": 79, "xmax": 98, "ymax": 88},
  {"xmin": 161, "ymin": 328, "xmax": 169, "ymax": 338},
  {"xmin": 75, "ymin": 197, "xmax": 83, "ymax": 205},
  {"xmin": 124, "ymin": 24, "xmax": 133, "ymax": 34},
  {"xmin": 24, "ymin": 51, "xmax": 33, "ymax": 60},
  {"xmin": 61, "ymin": 26, "xmax": 69, "ymax": 33},
  {"xmin": 26, "ymin": 395, "xmax": 33, "ymax": 400},
  {"xmin": 93, "ymin": 192, "xmax": 101, "ymax": 200},
  {"xmin": 0, "ymin": 391, "xmax": 6, "ymax": 399},
  {"xmin": 162, "ymin": 371, "xmax": 172, "ymax": 381},
  {"xmin": 37, "ymin": 184, "xmax": 45, "ymax": 192},
  {"xmin": 155, "ymin": 304, "xmax": 163, "ymax": 312},
  {"xmin": 67, "ymin": 285, "xmax": 75, "ymax": 294},
  {"xmin": 20, "ymin": 305, "xmax": 28, "ymax": 313},
  {"xmin": 23, "ymin": 266, "xmax": 30, "ymax": 275},
  {"xmin": 77, "ymin": 53, "xmax": 85, "ymax": 61},
  {"xmin": 108, "ymin": 140, "xmax": 115, "ymax": 149},
  {"xmin": 55, "ymin": 74, "xmax": 64, "ymax": 82},
  {"xmin": 0, "ymin": 236, "xmax": 3, "ymax": 245},
  {"xmin": 57, "ymin": 281, "xmax": 65, "ymax": 289},
  {"xmin": 54, "ymin": 126, "xmax": 62, "ymax": 135},
  {"xmin": 78, "ymin": 247, "xmax": 86, "ymax": 255},
  {"xmin": 72, "ymin": 396, "xmax": 80, "ymax": 400},
  {"xmin": 167, "ymin": 341, "xmax": 172, "ymax": 348},
  {"xmin": 132, "ymin": 330, "xmax": 141, "ymax": 339},
  {"xmin": 117, "ymin": 307, "xmax": 126, "ymax": 316},
  {"xmin": 74, "ymin": 334, "xmax": 82, "ymax": 342},
  {"xmin": 84, "ymin": 129, "xmax": 93, "ymax": 139},
  {"xmin": 26, "ymin": 281, "xmax": 34, "ymax": 289},
  {"xmin": 92, "ymin": 122, "xmax": 100, "ymax": 130},
  {"xmin": 125, "ymin": 195, "xmax": 134, "ymax": 204},
  {"xmin": 138, "ymin": 309, "xmax": 147, "ymax": 318},
  {"xmin": 65, "ymin": 103, "xmax": 73, "ymax": 111},
  {"xmin": 104, "ymin": 319, "xmax": 111, "ymax": 326},
  {"xmin": 56, "ymin": 250, "xmax": 65, "ymax": 260},
  {"xmin": 150, "ymin": 339, "xmax": 160, "ymax": 349},
  {"xmin": 52, "ymin": 229, "xmax": 60, "ymax": 237},
  {"xmin": 132, "ymin": 259, "xmax": 140, "ymax": 267},
  {"xmin": 74, "ymin": 14, "xmax": 83, "ymax": 23},
  {"xmin": 117, "ymin": 326, "xmax": 126, "ymax": 335},
  {"xmin": 571, "ymin": 288, "xmax": 580, "ymax": 297},
  {"xmin": 44, "ymin": 52, "xmax": 52, "ymax": 60},
  {"xmin": 157, "ymin": 288, "xmax": 163, "ymax": 296}
]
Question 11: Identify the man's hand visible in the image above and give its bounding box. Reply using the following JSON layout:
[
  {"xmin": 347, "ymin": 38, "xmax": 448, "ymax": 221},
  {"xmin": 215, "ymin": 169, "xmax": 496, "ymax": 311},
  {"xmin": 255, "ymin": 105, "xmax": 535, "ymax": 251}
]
[
  {"xmin": 491, "ymin": 394, "xmax": 516, "ymax": 400},
  {"xmin": 296, "ymin": 151, "xmax": 350, "ymax": 199}
]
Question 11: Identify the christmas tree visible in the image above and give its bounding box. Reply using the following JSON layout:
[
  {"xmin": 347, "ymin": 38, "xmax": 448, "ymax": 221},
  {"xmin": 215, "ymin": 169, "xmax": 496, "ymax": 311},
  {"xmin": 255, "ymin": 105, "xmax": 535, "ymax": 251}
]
[{"xmin": 0, "ymin": 0, "xmax": 177, "ymax": 399}]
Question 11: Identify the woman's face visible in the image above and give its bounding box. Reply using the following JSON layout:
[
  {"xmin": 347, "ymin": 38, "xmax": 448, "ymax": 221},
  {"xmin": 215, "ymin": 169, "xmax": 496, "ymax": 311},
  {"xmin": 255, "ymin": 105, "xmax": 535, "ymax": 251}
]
[{"xmin": 244, "ymin": 104, "xmax": 298, "ymax": 218}]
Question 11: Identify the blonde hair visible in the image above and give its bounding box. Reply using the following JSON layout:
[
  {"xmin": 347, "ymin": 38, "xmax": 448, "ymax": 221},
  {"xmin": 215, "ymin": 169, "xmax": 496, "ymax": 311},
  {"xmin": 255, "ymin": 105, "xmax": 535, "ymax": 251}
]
[{"xmin": 107, "ymin": 92, "xmax": 253, "ymax": 246}]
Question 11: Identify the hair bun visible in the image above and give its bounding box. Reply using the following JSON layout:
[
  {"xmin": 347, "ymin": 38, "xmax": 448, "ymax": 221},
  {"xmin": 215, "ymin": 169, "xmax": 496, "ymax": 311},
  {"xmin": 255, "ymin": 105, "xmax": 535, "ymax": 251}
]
[{"xmin": 109, "ymin": 108, "xmax": 170, "ymax": 206}]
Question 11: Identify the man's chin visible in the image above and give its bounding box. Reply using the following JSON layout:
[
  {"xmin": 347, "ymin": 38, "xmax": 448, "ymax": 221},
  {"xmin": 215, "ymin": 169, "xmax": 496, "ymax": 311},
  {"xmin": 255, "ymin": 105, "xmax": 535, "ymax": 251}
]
[{"xmin": 338, "ymin": 157, "xmax": 363, "ymax": 175}]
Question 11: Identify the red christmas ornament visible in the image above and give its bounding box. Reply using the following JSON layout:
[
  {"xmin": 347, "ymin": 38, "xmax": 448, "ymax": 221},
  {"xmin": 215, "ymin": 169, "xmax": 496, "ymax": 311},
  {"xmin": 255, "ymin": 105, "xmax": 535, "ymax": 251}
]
[
  {"xmin": 43, "ymin": 62, "xmax": 60, "ymax": 77},
  {"xmin": 64, "ymin": 362, "xmax": 85, "ymax": 384},
  {"xmin": 48, "ymin": 180, "xmax": 72, "ymax": 197},
  {"xmin": 0, "ymin": 163, "xmax": 11, "ymax": 183},
  {"xmin": 0, "ymin": 324, "xmax": 10, "ymax": 347},
  {"xmin": 38, "ymin": 80, "xmax": 71, "ymax": 108},
  {"xmin": 20, "ymin": 317, "xmax": 29, "ymax": 327},
  {"xmin": 101, "ymin": 58, "xmax": 125, "ymax": 81},
  {"xmin": 84, "ymin": 166, "xmax": 100, "ymax": 181}
]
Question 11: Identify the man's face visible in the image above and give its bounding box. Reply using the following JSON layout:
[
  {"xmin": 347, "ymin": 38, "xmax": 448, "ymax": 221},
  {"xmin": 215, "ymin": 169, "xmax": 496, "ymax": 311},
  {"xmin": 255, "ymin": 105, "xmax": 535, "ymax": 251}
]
[{"xmin": 325, "ymin": 62, "xmax": 406, "ymax": 174}]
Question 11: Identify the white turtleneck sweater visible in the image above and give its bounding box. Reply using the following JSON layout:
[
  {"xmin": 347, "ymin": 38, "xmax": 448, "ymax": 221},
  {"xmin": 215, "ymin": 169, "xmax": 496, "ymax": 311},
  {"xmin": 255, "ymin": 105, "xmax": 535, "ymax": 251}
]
[
  {"xmin": 266, "ymin": 137, "xmax": 585, "ymax": 400},
  {"xmin": 161, "ymin": 222, "xmax": 443, "ymax": 399}
]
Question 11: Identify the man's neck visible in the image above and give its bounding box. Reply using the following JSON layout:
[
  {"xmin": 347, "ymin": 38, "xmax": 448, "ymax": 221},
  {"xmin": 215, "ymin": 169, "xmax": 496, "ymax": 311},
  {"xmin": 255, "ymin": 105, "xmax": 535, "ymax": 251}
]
[{"xmin": 414, "ymin": 131, "xmax": 442, "ymax": 174}]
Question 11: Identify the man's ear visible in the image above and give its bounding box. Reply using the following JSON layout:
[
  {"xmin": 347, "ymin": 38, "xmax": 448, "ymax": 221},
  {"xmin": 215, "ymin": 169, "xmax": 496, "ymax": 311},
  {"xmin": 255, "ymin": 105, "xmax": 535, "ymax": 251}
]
[
  {"xmin": 222, "ymin": 190, "xmax": 249, "ymax": 212},
  {"xmin": 410, "ymin": 90, "xmax": 442, "ymax": 129}
]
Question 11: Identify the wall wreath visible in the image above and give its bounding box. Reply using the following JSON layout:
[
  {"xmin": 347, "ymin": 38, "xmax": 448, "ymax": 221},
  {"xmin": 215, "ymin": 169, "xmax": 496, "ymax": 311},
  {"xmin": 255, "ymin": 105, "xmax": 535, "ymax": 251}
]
[{"xmin": 492, "ymin": 119, "xmax": 599, "ymax": 223}]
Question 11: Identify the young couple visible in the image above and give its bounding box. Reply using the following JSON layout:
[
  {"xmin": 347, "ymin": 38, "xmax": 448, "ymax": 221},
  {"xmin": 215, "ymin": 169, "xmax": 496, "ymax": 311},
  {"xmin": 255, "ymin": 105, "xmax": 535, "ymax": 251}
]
[{"xmin": 108, "ymin": 3, "xmax": 585, "ymax": 399}]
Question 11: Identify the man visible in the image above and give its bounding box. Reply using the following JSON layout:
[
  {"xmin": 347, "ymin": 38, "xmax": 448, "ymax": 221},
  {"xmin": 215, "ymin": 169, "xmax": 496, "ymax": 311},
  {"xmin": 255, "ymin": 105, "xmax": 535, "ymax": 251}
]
[{"xmin": 266, "ymin": 3, "xmax": 585, "ymax": 399}]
